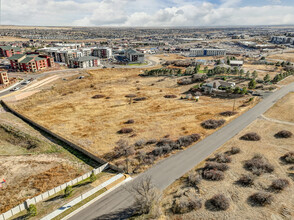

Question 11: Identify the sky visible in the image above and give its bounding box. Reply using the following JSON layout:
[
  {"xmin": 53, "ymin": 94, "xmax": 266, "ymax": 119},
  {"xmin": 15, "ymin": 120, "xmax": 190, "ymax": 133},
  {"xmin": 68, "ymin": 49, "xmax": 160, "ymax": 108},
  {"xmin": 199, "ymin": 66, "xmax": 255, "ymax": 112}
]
[{"xmin": 1, "ymin": 0, "xmax": 294, "ymax": 27}]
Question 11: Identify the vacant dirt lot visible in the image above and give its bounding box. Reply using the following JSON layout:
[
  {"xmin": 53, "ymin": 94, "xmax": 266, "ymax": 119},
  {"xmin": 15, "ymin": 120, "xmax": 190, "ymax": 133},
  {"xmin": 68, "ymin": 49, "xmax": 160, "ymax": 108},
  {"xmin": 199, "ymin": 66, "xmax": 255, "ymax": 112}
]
[
  {"xmin": 0, "ymin": 106, "xmax": 91, "ymax": 213},
  {"xmin": 265, "ymin": 92, "xmax": 294, "ymax": 123},
  {"xmin": 268, "ymin": 53, "xmax": 294, "ymax": 62},
  {"xmin": 12, "ymin": 68, "xmax": 257, "ymax": 172},
  {"xmin": 163, "ymin": 94, "xmax": 294, "ymax": 220}
]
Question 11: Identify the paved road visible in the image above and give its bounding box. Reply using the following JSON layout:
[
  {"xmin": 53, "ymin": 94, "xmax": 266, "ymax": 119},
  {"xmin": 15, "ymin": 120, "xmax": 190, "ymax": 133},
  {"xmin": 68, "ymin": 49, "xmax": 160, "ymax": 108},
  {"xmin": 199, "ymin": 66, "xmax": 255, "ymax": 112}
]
[{"xmin": 69, "ymin": 82, "xmax": 294, "ymax": 220}]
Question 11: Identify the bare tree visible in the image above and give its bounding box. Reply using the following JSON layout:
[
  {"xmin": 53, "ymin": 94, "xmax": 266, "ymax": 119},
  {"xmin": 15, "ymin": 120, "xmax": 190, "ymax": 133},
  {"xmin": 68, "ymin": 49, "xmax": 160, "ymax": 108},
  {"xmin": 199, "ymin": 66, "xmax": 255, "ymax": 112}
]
[{"xmin": 130, "ymin": 176, "xmax": 162, "ymax": 218}]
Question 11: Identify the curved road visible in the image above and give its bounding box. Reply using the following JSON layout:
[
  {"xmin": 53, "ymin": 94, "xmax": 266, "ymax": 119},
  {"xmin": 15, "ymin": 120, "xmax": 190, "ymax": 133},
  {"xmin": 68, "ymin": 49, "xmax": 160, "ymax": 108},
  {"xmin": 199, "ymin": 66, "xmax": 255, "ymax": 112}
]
[{"xmin": 68, "ymin": 82, "xmax": 294, "ymax": 220}]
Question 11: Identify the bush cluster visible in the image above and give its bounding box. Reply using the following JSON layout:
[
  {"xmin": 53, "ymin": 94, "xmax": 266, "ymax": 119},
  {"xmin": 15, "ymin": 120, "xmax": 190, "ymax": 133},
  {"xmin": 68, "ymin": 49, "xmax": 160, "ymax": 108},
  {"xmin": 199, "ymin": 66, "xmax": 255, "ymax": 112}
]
[
  {"xmin": 240, "ymin": 132, "xmax": 261, "ymax": 141},
  {"xmin": 275, "ymin": 130, "xmax": 293, "ymax": 138},
  {"xmin": 92, "ymin": 94, "xmax": 105, "ymax": 99},
  {"xmin": 117, "ymin": 128, "xmax": 134, "ymax": 134},
  {"xmin": 202, "ymin": 170, "xmax": 225, "ymax": 181},
  {"xmin": 209, "ymin": 194, "xmax": 230, "ymax": 211},
  {"xmin": 219, "ymin": 111, "xmax": 237, "ymax": 117},
  {"xmin": 204, "ymin": 162, "xmax": 229, "ymax": 171},
  {"xmin": 146, "ymin": 139, "xmax": 157, "ymax": 145},
  {"xmin": 113, "ymin": 139, "xmax": 135, "ymax": 159},
  {"xmin": 177, "ymin": 134, "xmax": 201, "ymax": 147},
  {"xmin": 201, "ymin": 119, "xmax": 226, "ymax": 129},
  {"xmin": 244, "ymin": 155, "xmax": 274, "ymax": 175},
  {"xmin": 133, "ymin": 97, "xmax": 147, "ymax": 101},
  {"xmin": 238, "ymin": 174, "xmax": 255, "ymax": 186},
  {"xmin": 249, "ymin": 192, "xmax": 273, "ymax": 206},
  {"xmin": 134, "ymin": 139, "xmax": 146, "ymax": 147},
  {"xmin": 271, "ymin": 179, "xmax": 290, "ymax": 191},
  {"xmin": 282, "ymin": 152, "xmax": 294, "ymax": 164}
]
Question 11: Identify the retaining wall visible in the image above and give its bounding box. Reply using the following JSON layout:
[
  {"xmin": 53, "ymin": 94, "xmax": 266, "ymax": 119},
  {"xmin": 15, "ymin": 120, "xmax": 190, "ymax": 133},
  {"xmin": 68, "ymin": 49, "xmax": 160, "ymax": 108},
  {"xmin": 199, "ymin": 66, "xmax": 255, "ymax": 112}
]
[
  {"xmin": 0, "ymin": 163, "xmax": 109, "ymax": 220},
  {"xmin": 1, "ymin": 100, "xmax": 122, "ymax": 173}
]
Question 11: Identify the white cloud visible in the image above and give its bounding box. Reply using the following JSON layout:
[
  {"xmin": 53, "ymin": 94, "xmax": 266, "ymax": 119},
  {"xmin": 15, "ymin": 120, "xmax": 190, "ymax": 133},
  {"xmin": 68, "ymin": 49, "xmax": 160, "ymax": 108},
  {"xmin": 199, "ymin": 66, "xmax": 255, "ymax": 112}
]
[{"xmin": 1, "ymin": 0, "xmax": 294, "ymax": 27}]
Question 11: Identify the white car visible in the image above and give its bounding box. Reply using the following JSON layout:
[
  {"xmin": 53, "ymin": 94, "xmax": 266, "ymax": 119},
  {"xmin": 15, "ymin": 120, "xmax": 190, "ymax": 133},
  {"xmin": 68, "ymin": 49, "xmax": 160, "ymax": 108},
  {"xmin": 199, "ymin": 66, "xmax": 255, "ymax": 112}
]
[{"xmin": 10, "ymin": 87, "xmax": 20, "ymax": 91}]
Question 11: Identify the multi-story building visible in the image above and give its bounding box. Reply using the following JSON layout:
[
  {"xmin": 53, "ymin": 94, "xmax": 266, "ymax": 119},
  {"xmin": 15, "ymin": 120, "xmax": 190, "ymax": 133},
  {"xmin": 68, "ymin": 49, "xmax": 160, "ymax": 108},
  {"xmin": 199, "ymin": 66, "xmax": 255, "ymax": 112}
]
[
  {"xmin": 271, "ymin": 36, "xmax": 294, "ymax": 45},
  {"xmin": 68, "ymin": 56, "xmax": 100, "ymax": 68},
  {"xmin": 125, "ymin": 49, "xmax": 145, "ymax": 63},
  {"xmin": 0, "ymin": 71, "xmax": 9, "ymax": 85},
  {"xmin": 92, "ymin": 47, "xmax": 112, "ymax": 59},
  {"xmin": 189, "ymin": 48, "xmax": 226, "ymax": 57},
  {"xmin": 9, "ymin": 54, "xmax": 54, "ymax": 72},
  {"xmin": 0, "ymin": 46, "xmax": 22, "ymax": 57}
]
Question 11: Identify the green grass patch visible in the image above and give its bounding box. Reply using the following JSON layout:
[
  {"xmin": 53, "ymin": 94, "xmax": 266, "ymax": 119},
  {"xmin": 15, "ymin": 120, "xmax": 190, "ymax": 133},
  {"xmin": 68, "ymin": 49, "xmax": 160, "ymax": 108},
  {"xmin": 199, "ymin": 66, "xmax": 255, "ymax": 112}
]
[
  {"xmin": 52, "ymin": 188, "xmax": 107, "ymax": 220},
  {"xmin": 128, "ymin": 62, "xmax": 148, "ymax": 66}
]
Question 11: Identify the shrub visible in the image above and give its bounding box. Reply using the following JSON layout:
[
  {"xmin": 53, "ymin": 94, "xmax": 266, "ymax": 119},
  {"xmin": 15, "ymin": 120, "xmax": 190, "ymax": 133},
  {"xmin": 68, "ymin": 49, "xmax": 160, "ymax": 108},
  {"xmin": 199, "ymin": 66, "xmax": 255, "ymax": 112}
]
[
  {"xmin": 113, "ymin": 140, "xmax": 135, "ymax": 158},
  {"xmin": 244, "ymin": 155, "xmax": 274, "ymax": 175},
  {"xmin": 220, "ymin": 111, "xmax": 237, "ymax": 116},
  {"xmin": 187, "ymin": 172, "xmax": 202, "ymax": 186},
  {"xmin": 90, "ymin": 173, "xmax": 97, "ymax": 183},
  {"xmin": 282, "ymin": 152, "xmax": 294, "ymax": 164},
  {"xmin": 275, "ymin": 130, "xmax": 293, "ymax": 139},
  {"xmin": 177, "ymin": 134, "xmax": 201, "ymax": 147},
  {"xmin": 214, "ymin": 153, "xmax": 232, "ymax": 163},
  {"xmin": 172, "ymin": 195, "xmax": 202, "ymax": 214},
  {"xmin": 164, "ymin": 94, "xmax": 177, "ymax": 98},
  {"xmin": 240, "ymin": 132, "xmax": 261, "ymax": 141},
  {"xmin": 134, "ymin": 139, "xmax": 146, "ymax": 147},
  {"xmin": 271, "ymin": 179, "xmax": 290, "ymax": 191},
  {"xmin": 124, "ymin": 119, "xmax": 135, "ymax": 124},
  {"xmin": 152, "ymin": 147, "xmax": 164, "ymax": 157},
  {"xmin": 201, "ymin": 119, "xmax": 225, "ymax": 129},
  {"xmin": 249, "ymin": 192, "xmax": 273, "ymax": 206},
  {"xmin": 238, "ymin": 174, "xmax": 254, "ymax": 186},
  {"xmin": 133, "ymin": 97, "xmax": 147, "ymax": 101},
  {"xmin": 27, "ymin": 204, "xmax": 37, "ymax": 217},
  {"xmin": 64, "ymin": 186, "xmax": 73, "ymax": 197},
  {"xmin": 117, "ymin": 128, "xmax": 134, "ymax": 134},
  {"xmin": 230, "ymin": 147, "xmax": 241, "ymax": 155},
  {"xmin": 209, "ymin": 194, "xmax": 230, "ymax": 211},
  {"xmin": 202, "ymin": 169, "xmax": 225, "ymax": 181},
  {"xmin": 92, "ymin": 94, "xmax": 105, "ymax": 99},
  {"xmin": 157, "ymin": 138, "xmax": 180, "ymax": 150},
  {"xmin": 146, "ymin": 139, "xmax": 157, "ymax": 145},
  {"xmin": 204, "ymin": 162, "xmax": 229, "ymax": 171}
]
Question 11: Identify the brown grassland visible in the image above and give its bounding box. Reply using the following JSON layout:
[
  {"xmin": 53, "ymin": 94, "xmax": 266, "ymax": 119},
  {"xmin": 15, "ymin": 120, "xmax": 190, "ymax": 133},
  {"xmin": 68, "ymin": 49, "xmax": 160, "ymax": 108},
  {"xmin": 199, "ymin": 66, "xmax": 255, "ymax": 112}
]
[
  {"xmin": 162, "ymin": 93, "xmax": 294, "ymax": 220},
  {"xmin": 12, "ymin": 68, "xmax": 258, "ymax": 173},
  {"xmin": 268, "ymin": 53, "xmax": 294, "ymax": 63}
]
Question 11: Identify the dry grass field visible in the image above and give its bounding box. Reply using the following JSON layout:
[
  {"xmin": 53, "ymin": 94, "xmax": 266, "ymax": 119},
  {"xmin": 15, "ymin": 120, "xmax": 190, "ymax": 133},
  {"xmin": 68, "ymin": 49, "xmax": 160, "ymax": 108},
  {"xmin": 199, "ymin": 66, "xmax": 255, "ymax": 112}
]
[
  {"xmin": 264, "ymin": 92, "xmax": 294, "ymax": 123},
  {"xmin": 162, "ymin": 94, "xmax": 294, "ymax": 220},
  {"xmin": 12, "ymin": 68, "xmax": 257, "ymax": 173},
  {"xmin": 0, "ymin": 105, "xmax": 91, "ymax": 213},
  {"xmin": 268, "ymin": 53, "xmax": 294, "ymax": 63},
  {"xmin": 243, "ymin": 64, "xmax": 282, "ymax": 79}
]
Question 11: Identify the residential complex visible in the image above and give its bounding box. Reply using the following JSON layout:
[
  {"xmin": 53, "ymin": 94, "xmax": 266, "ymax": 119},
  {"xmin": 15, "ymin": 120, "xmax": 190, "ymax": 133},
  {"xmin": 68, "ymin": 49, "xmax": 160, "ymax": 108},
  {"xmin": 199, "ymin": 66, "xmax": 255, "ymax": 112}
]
[
  {"xmin": 125, "ymin": 49, "xmax": 145, "ymax": 63},
  {"xmin": 8, "ymin": 54, "xmax": 54, "ymax": 72},
  {"xmin": 92, "ymin": 47, "xmax": 112, "ymax": 59},
  {"xmin": 189, "ymin": 48, "xmax": 226, "ymax": 57},
  {"xmin": 68, "ymin": 56, "xmax": 100, "ymax": 68},
  {"xmin": 0, "ymin": 46, "xmax": 22, "ymax": 57}
]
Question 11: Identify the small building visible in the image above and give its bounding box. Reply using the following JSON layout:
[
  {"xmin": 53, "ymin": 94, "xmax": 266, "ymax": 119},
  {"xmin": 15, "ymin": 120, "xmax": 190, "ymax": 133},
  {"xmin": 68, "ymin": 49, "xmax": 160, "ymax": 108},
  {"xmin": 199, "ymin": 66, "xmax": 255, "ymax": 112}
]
[
  {"xmin": 202, "ymin": 80, "xmax": 235, "ymax": 93},
  {"xmin": 125, "ymin": 49, "xmax": 145, "ymax": 63},
  {"xmin": 0, "ymin": 71, "xmax": 9, "ymax": 85},
  {"xmin": 189, "ymin": 48, "xmax": 226, "ymax": 57},
  {"xmin": 68, "ymin": 56, "xmax": 100, "ymax": 68},
  {"xmin": 8, "ymin": 54, "xmax": 55, "ymax": 72},
  {"xmin": 0, "ymin": 46, "xmax": 22, "ymax": 57},
  {"xmin": 230, "ymin": 60, "xmax": 244, "ymax": 67}
]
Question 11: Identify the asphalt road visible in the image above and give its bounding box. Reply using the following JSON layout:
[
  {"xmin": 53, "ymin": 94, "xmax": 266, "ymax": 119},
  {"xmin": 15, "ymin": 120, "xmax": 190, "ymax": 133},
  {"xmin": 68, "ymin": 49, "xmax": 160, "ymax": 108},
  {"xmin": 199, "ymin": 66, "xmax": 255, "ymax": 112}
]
[{"xmin": 68, "ymin": 82, "xmax": 294, "ymax": 220}]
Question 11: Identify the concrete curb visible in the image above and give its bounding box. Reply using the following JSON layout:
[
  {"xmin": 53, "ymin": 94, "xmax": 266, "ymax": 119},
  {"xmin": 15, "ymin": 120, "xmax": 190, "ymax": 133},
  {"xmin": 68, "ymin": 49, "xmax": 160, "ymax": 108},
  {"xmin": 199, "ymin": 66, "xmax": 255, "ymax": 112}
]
[{"xmin": 61, "ymin": 177, "xmax": 132, "ymax": 220}]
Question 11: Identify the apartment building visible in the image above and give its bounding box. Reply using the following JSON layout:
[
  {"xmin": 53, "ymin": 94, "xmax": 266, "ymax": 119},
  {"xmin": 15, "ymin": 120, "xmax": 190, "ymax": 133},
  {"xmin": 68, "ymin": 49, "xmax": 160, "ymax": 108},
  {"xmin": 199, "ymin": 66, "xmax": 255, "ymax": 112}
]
[
  {"xmin": 271, "ymin": 36, "xmax": 294, "ymax": 45},
  {"xmin": 0, "ymin": 46, "xmax": 22, "ymax": 57},
  {"xmin": 125, "ymin": 49, "xmax": 145, "ymax": 63},
  {"xmin": 9, "ymin": 54, "xmax": 54, "ymax": 72},
  {"xmin": 68, "ymin": 56, "xmax": 100, "ymax": 68},
  {"xmin": 92, "ymin": 47, "xmax": 112, "ymax": 59},
  {"xmin": 0, "ymin": 71, "xmax": 9, "ymax": 85},
  {"xmin": 189, "ymin": 48, "xmax": 226, "ymax": 57}
]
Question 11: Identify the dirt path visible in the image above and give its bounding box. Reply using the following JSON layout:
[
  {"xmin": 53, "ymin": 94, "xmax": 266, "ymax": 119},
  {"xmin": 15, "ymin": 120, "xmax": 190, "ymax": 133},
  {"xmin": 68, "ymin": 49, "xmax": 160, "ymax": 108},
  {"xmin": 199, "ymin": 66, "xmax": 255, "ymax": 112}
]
[{"xmin": 259, "ymin": 114, "xmax": 294, "ymax": 126}]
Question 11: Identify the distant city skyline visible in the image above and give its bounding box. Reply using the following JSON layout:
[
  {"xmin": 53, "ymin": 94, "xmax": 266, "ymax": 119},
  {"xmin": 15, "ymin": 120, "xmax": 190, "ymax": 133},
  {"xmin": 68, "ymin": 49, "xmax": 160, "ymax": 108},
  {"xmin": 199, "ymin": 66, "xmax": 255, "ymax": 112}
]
[{"xmin": 1, "ymin": 0, "xmax": 294, "ymax": 27}]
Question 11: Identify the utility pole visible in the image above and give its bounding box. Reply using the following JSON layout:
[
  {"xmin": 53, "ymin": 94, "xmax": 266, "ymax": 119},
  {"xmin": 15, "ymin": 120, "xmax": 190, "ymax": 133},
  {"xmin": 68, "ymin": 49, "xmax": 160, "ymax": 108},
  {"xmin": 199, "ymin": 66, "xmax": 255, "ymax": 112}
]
[{"xmin": 232, "ymin": 97, "xmax": 236, "ymax": 112}]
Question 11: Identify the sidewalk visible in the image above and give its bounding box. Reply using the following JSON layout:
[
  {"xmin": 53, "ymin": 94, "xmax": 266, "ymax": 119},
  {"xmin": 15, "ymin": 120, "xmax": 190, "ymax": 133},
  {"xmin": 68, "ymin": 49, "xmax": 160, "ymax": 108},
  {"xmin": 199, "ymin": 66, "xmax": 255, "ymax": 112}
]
[{"xmin": 41, "ymin": 174, "xmax": 132, "ymax": 220}]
